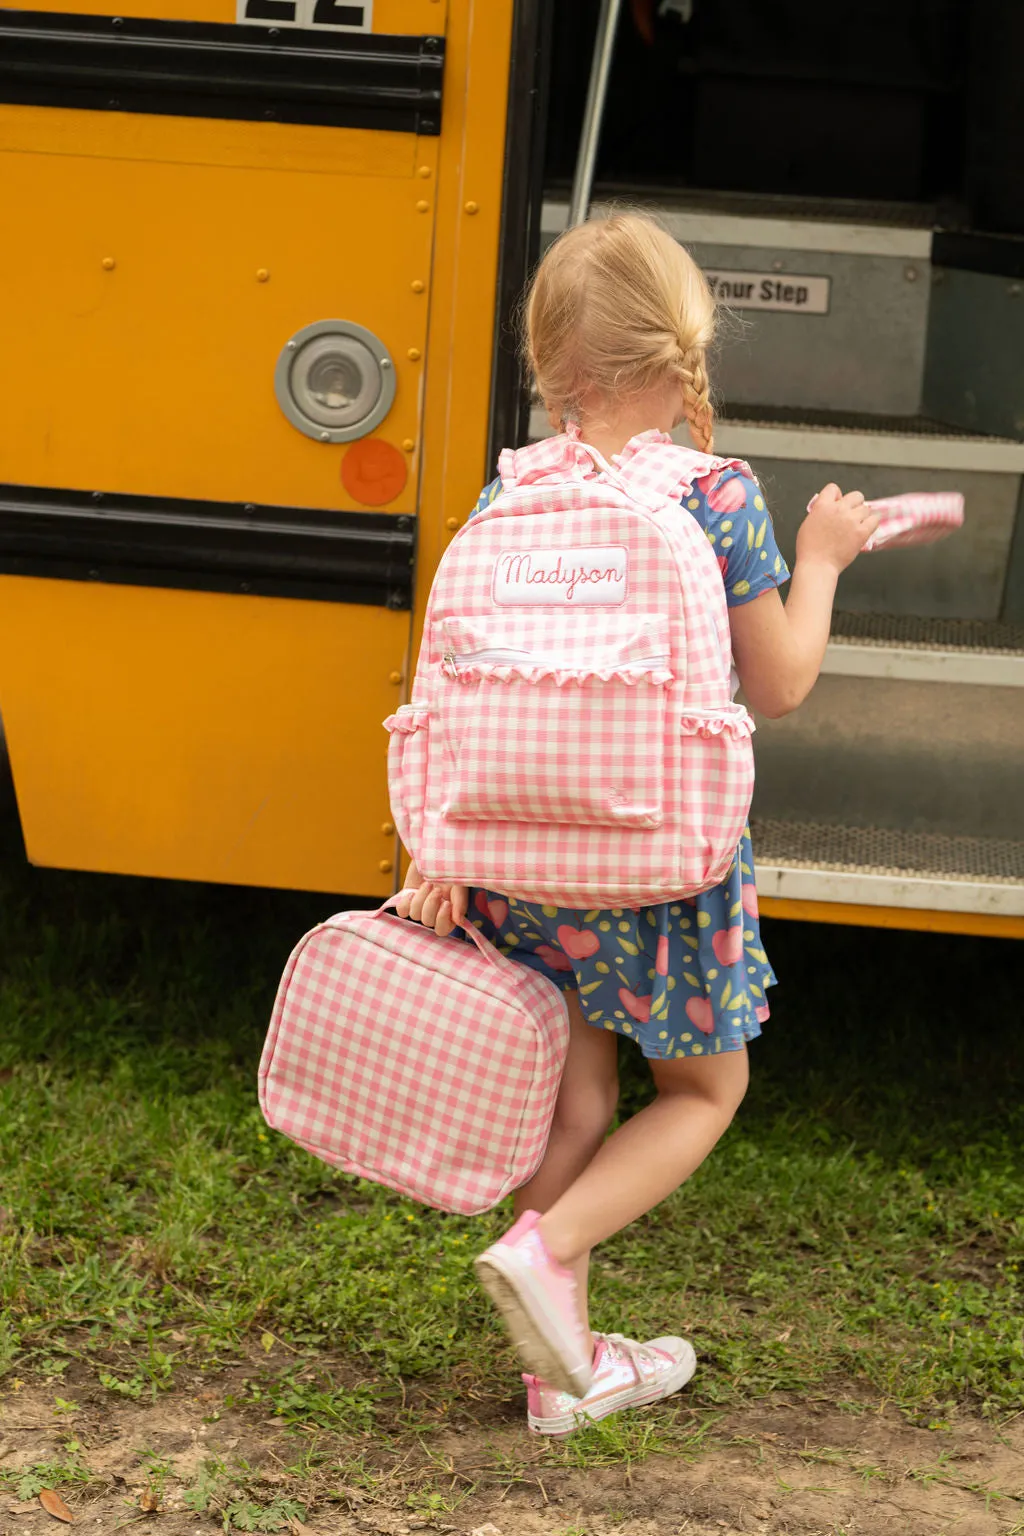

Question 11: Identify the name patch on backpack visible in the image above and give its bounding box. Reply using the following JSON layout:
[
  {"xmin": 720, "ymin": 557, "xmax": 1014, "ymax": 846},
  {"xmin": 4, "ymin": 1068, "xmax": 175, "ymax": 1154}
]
[{"xmin": 493, "ymin": 546, "xmax": 628, "ymax": 606}]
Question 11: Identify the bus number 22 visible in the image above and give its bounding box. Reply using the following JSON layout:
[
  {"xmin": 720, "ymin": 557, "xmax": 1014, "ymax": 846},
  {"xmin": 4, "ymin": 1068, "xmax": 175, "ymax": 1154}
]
[{"xmin": 239, "ymin": 0, "xmax": 370, "ymax": 31}]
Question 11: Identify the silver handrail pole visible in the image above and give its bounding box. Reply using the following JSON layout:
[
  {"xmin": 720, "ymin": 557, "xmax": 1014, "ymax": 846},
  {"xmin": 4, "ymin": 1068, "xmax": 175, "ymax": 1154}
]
[{"xmin": 567, "ymin": 0, "xmax": 623, "ymax": 228}]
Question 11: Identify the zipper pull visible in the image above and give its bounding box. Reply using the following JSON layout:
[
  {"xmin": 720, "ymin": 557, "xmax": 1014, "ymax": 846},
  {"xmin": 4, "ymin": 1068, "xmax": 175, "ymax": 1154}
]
[{"xmin": 442, "ymin": 648, "xmax": 456, "ymax": 669}]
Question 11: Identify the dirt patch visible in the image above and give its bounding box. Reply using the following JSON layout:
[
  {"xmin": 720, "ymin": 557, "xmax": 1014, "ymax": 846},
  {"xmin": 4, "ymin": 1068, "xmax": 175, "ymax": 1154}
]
[{"xmin": 1, "ymin": 1376, "xmax": 1022, "ymax": 1536}]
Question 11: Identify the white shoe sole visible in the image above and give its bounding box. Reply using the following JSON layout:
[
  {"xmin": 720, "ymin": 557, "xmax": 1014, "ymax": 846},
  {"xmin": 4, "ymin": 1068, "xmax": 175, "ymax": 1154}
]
[
  {"xmin": 526, "ymin": 1340, "xmax": 697, "ymax": 1436},
  {"xmin": 474, "ymin": 1246, "xmax": 593, "ymax": 1399}
]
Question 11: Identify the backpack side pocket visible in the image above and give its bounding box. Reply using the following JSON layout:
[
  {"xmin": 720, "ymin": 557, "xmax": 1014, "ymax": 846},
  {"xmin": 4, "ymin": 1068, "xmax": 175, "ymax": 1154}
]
[{"xmin": 384, "ymin": 706, "xmax": 431, "ymax": 861}]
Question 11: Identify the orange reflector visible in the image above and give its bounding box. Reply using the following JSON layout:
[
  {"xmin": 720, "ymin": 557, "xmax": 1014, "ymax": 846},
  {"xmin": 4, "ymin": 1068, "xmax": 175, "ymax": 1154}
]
[{"xmin": 341, "ymin": 438, "xmax": 408, "ymax": 507}]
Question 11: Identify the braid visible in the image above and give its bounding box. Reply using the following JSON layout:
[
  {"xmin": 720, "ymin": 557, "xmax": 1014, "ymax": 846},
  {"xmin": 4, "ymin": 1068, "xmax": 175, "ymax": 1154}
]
[
  {"xmin": 680, "ymin": 348, "xmax": 714, "ymax": 454},
  {"xmin": 521, "ymin": 213, "xmax": 718, "ymax": 447}
]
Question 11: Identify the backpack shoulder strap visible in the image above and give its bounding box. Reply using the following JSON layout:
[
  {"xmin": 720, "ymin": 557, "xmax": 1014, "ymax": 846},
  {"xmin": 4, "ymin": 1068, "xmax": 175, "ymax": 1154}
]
[
  {"xmin": 610, "ymin": 434, "xmax": 754, "ymax": 510},
  {"xmin": 496, "ymin": 426, "xmax": 605, "ymax": 491},
  {"xmin": 493, "ymin": 426, "xmax": 754, "ymax": 511}
]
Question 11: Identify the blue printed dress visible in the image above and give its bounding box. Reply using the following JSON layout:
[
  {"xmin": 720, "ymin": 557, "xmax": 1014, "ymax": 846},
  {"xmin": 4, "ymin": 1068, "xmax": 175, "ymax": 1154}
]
[{"xmin": 466, "ymin": 460, "xmax": 790, "ymax": 1060}]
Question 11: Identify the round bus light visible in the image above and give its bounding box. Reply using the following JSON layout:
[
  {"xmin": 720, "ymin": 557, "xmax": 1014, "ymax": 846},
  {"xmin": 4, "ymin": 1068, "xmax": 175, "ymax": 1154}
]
[{"xmin": 274, "ymin": 320, "xmax": 396, "ymax": 443}]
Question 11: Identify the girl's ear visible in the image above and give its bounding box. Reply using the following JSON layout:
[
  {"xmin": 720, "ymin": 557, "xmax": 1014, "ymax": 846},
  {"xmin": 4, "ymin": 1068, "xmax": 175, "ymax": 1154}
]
[{"xmin": 547, "ymin": 405, "xmax": 562, "ymax": 431}]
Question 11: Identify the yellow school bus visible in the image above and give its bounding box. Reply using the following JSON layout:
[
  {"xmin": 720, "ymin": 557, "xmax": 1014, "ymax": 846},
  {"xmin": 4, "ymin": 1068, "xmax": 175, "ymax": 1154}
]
[{"xmin": 1, "ymin": 0, "xmax": 1021, "ymax": 936}]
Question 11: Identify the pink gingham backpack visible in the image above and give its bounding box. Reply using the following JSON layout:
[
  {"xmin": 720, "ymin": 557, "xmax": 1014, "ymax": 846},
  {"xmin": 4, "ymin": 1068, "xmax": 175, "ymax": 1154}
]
[
  {"xmin": 386, "ymin": 428, "xmax": 756, "ymax": 909},
  {"xmin": 259, "ymin": 901, "xmax": 569, "ymax": 1215}
]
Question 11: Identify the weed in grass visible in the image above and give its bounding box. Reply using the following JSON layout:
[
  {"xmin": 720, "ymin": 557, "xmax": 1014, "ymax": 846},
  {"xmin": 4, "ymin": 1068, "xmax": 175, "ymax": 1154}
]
[
  {"xmin": 479, "ymin": 1442, "xmax": 529, "ymax": 1486},
  {"xmin": 221, "ymin": 1495, "xmax": 307, "ymax": 1532},
  {"xmin": 180, "ymin": 1456, "xmax": 308, "ymax": 1534},
  {"xmin": 182, "ymin": 1460, "xmax": 229, "ymax": 1514},
  {"xmin": 405, "ymin": 1484, "xmax": 472, "ymax": 1518},
  {"xmin": 134, "ymin": 1451, "xmax": 174, "ymax": 1504},
  {"xmin": 546, "ymin": 1413, "xmax": 671, "ymax": 1470},
  {"xmin": 99, "ymin": 1328, "xmax": 176, "ymax": 1401},
  {"xmin": 242, "ymin": 1368, "xmax": 376, "ymax": 1432},
  {"xmin": 0, "ymin": 1452, "xmax": 93, "ymax": 1502}
]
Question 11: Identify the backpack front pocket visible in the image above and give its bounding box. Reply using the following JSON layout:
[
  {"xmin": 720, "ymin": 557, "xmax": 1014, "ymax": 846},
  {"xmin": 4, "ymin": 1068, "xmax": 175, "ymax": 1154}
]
[{"xmin": 436, "ymin": 614, "xmax": 672, "ymax": 829}]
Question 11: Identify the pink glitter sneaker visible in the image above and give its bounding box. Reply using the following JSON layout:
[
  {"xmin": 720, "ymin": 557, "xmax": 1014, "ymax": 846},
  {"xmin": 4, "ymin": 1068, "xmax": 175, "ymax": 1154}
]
[
  {"xmin": 474, "ymin": 1211, "xmax": 593, "ymax": 1397},
  {"xmin": 524, "ymin": 1331, "xmax": 697, "ymax": 1436}
]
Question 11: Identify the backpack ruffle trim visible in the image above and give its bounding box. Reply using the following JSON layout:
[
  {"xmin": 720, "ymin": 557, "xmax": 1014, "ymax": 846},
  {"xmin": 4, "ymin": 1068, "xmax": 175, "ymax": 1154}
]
[
  {"xmin": 441, "ymin": 661, "xmax": 675, "ymax": 688},
  {"xmin": 384, "ymin": 708, "xmax": 430, "ymax": 734},
  {"xmin": 680, "ymin": 711, "xmax": 755, "ymax": 739}
]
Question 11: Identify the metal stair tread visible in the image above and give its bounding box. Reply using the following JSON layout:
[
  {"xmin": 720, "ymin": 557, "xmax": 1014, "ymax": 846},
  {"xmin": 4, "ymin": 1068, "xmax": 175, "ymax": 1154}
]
[
  {"xmin": 528, "ymin": 402, "xmax": 1024, "ymax": 472},
  {"xmin": 719, "ymin": 402, "xmax": 1018, "ymax": 446},
  {"xmin": 540, "ymin": 191, "xmax": 937, "ymax": 255},
  {"xmin": 544, "ymin": 185, "xmax": 939, "ymax": 230},
  {"xmin": 751, "ymin": 818, "xmax": 1024, "ymax": 887},
  {"xmin": 829, "ymin": 612, "xmax": 1024, "ymax": 656},
  {"xmin": 712, "ymin": 408, "xmax": 1024, "ymax": 473}
]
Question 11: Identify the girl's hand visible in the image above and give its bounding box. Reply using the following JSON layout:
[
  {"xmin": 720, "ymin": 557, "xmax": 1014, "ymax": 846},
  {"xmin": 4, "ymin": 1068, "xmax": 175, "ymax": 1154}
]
[
  {"xmin": 797, "ymin": 483, "xmax": 880, "ymax": 574},
  {"xmin": 394, "ymin": 866, "xmax": 469, "ymax": 938}
]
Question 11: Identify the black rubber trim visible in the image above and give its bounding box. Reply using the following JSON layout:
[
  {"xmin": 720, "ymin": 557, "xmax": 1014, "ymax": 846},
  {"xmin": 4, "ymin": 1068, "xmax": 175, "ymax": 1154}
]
[
  {"xmin": 0, "ymin": 484, "xmax": 416, "ymax": 608},
  {"xmin": 0, "ymin": 11, "xmax": 444, "ymax": 133},
  {"xmin": 933, "ymin": 229, "xmax": 1024, "ymax": 280},
  {"xmin": 1002, "ymin": 477, "xmax": 1024, "ymax": 626},
  {"xmin": 486, "ymin": 0, "xmax": 555, "ymax": 474}
]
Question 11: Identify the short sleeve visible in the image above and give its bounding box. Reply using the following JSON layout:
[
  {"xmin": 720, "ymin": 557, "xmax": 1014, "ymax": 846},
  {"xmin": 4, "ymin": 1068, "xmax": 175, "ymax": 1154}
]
[
  {"xmin": 471, "ymin": 477, "xmax": 503, "ymax": 518},
  {"xmin": 683, "ymin": 467, "xmax": 790, "ymax": 606}
]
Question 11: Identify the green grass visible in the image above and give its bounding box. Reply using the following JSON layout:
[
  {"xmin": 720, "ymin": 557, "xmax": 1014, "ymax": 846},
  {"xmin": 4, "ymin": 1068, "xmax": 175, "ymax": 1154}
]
[{"xmin": 0, "ymin": 837, "xmax": 1022, "ymax": 1438}]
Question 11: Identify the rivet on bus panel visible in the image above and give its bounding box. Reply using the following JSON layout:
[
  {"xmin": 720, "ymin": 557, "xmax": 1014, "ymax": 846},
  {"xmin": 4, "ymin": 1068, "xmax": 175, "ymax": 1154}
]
[
  {"xmin": 379, "ymin": 860, "xmax": 393, "ymax": 874},
  {"xmin": 464, "ymin": 201, "xmax": 479, "ymax": 215},
  {"xmin": 256, "ymin": 269, "xmax": 270, "ymax": 283},
  {"xmin": 403, "ymin": 439, "xmax": 415, "ymax": 452},
  {"xmin": 381, "ymin": 822, "xmax": 395, "ymax": 837},
  {"xmin": 101, "ymin": 257, "xmax": 116, "ymax": 271},
  {"xmin": 416, "ymin": 200, "xmax": 430, "ymax": 213},
  {"xmin": 407, "ymin": 348, "xmax": 421, "ymax": 361},
  {"xmin": 389, "ymin": 671, "xmax": 403, "ymax": 685},
  {"xmin": 411, "ymin": 280, "xmax": 425, "ymax": 294},
  {"xmin": 418, "ymin": 166, "xmax": 432, "ymax": 178},
  {"xmin": 446, "ymin": 517, "xmax": 460, "ymax": 531}
]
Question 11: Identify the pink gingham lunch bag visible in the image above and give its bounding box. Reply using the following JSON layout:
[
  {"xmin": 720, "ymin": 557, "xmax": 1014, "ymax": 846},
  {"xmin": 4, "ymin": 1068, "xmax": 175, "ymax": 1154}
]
[
  {"xmin": 259, "ymin": 902, "xmax": 569, "ymax": 1215},
  {"xmin": 386, "ymin": 428, "xmax": 756, "ymax": 909}
]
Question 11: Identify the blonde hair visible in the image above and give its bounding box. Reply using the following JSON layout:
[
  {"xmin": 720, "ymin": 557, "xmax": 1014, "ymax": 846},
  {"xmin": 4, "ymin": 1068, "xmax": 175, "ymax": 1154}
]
[{"xmin": 523, "ymin": 211, "xmax": 716, "ymax": 453}]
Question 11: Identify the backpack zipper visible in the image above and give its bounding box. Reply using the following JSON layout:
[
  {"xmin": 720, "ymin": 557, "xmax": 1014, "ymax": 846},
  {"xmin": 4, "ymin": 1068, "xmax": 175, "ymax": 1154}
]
[{"xmin": 443, "ymin": 645, "xmax": 669, "ymax": 672}]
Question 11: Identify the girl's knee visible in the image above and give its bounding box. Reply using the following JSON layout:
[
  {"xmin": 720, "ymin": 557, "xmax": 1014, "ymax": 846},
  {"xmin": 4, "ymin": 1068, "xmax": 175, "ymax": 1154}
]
[
  {"xmin": 653, "ymin": 1047, "xmax": 749, "ymax": 1118},
  {"xmin": 552, "ymin": 1075, "xmax": 619, "ymax": 1145}
]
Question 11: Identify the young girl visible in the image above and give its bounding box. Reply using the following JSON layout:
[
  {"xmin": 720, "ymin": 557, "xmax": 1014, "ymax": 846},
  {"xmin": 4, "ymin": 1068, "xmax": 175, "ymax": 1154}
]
[{"xmin": 397, "ymin": 212, "xmax": 877, "ymax": 1436}]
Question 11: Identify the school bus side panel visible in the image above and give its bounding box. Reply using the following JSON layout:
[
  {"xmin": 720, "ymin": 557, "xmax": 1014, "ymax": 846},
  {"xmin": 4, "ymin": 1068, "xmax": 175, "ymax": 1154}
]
[{"xmin": 0, "ymin": 0, "xmax": 514, "ymax": 893}]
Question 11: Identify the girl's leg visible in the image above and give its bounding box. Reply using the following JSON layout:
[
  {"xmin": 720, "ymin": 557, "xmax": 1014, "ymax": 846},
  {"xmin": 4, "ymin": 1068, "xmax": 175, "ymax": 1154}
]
[
  {"xmin": 537, "ymin": 1047, "xmax": 749, "ymax": 1267},
  {"xmin": 514, "ymin": 991, "xmax": 619, "ymax": 1349}
]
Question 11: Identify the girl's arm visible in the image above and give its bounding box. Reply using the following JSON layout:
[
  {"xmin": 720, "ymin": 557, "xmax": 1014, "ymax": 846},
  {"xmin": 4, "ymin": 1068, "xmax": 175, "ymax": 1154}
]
[
  {"xmin": 394, "ymin": 863, "xmax": 469, "ymax": 937},
  {"xmin": 729, "ymin": 483, "xmax": 878, "ymax": 719}
]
